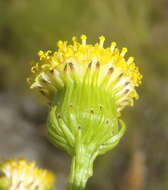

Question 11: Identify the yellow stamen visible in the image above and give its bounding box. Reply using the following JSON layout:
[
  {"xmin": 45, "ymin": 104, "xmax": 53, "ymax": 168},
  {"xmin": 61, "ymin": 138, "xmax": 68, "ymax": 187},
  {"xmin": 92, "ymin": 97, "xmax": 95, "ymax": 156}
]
[
  {"xmin": 99, "ymin": 35, "xmax": 105, "ymax": 48},
  {"xmin": 81, "ymin": 35, "xmax": 87, "ymax": 46},
  {"xmin": 127, "ymin": 56, "xmax": 134, "ymax": 64},
  {"xmin": 120, "ymin": 48, "xmax": 128, "ymax": 57},
  {"xmin": 110, "ymin": 42, "xmax": 117, "ymax": 52}
]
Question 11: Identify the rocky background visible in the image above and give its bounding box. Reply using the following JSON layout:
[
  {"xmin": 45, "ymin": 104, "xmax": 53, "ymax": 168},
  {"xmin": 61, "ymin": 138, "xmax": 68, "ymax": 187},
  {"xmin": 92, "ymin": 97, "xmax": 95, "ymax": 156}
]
[{"xmin": 0, "ymin": 0, "xmax": 168, "ymax": 190}]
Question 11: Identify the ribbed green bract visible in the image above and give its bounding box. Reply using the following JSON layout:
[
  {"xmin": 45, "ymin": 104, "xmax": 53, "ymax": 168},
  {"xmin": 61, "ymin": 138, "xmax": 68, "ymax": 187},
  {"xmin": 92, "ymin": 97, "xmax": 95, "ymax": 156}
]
[
  {"xmin": 47, "ymin": 82, "xmax": 126, "ymax": 189},
  {"xmin": 48, "ymin": 81, "xmax": 125, "ymax": 155}
]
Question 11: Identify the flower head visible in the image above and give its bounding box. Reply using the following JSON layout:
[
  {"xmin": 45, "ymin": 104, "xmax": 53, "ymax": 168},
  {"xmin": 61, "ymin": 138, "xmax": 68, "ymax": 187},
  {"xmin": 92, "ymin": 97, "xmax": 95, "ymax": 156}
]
[
  {"xmin": 29, "ymin": 35, "xmax": 142, "ymax": 112},
  {"xmin": 0, "ymin": 158, "xmax": 55, "ymax": 190},
  {"xmin": 28, "ymin": 35, "xmax": 142, "ymax": 190},
  {"xmin": 28, "ymin": 35, "xmax": 142, "ymax": 156}
]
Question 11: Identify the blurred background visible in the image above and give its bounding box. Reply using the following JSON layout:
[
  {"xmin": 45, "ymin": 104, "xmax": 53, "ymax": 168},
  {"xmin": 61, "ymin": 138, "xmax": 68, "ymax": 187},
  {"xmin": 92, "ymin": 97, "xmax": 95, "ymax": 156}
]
[{"xmin": 0, "ymin": 0, "xmax": 168, "ymax": 189}]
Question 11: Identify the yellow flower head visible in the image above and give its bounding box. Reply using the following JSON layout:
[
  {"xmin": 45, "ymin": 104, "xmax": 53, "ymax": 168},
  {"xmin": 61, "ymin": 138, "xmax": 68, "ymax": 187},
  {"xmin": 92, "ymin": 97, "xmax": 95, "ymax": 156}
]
[
  {"xmin": 29, "ymin": 35, "xmax": 142, "ymax": 112},
  {"xmin": 28, "ymin": 36, "xmax": 142, "ymax": 187},
  {"xmin": 0, "ymin": 158, "xmax": 55, "ymax": 190}
]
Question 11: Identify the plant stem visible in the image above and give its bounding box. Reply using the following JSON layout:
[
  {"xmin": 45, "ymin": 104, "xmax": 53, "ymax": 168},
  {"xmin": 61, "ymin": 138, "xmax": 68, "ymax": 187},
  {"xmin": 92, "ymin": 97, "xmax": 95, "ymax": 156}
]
[{"xmin": 68, "ymin": 150, "xmax": 97, "ymax": 190}]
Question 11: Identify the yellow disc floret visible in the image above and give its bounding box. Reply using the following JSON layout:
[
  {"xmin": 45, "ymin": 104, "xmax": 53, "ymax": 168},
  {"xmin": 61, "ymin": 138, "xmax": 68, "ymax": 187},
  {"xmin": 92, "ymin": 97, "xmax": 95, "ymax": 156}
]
[
  {"xmin": 0, "ymin": 158, "xmax": 55, "ymax": 190},
  {"xmin": 28, "ymin": 35, "xmax": 142, "ymax": 112}
]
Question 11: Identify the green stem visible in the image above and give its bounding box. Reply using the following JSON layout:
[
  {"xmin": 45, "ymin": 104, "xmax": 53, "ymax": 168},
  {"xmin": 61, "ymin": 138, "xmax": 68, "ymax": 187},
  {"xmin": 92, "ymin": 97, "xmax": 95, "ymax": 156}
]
[{"xmin": 68, "ymin": 150, "xmax": 97, "ymax": 190}]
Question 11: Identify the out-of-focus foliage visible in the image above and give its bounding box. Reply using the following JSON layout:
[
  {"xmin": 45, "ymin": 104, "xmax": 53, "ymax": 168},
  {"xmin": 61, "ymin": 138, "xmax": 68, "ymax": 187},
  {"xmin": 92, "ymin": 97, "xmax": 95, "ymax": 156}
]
[{"xmin": 0, "ymin": 0, "xmax": 168, "ymax": 190}]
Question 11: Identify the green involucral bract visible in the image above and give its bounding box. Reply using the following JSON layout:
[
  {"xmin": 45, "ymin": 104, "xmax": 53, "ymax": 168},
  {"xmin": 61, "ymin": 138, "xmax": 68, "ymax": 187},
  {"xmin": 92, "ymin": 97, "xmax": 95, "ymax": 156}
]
[
  {"xmin": 48, "ymin": 83, "xmax": 126, "ymax": 155},
  {"xmin": 48, "ymin": 84, "xmax": 126, "ymax": 189}
]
